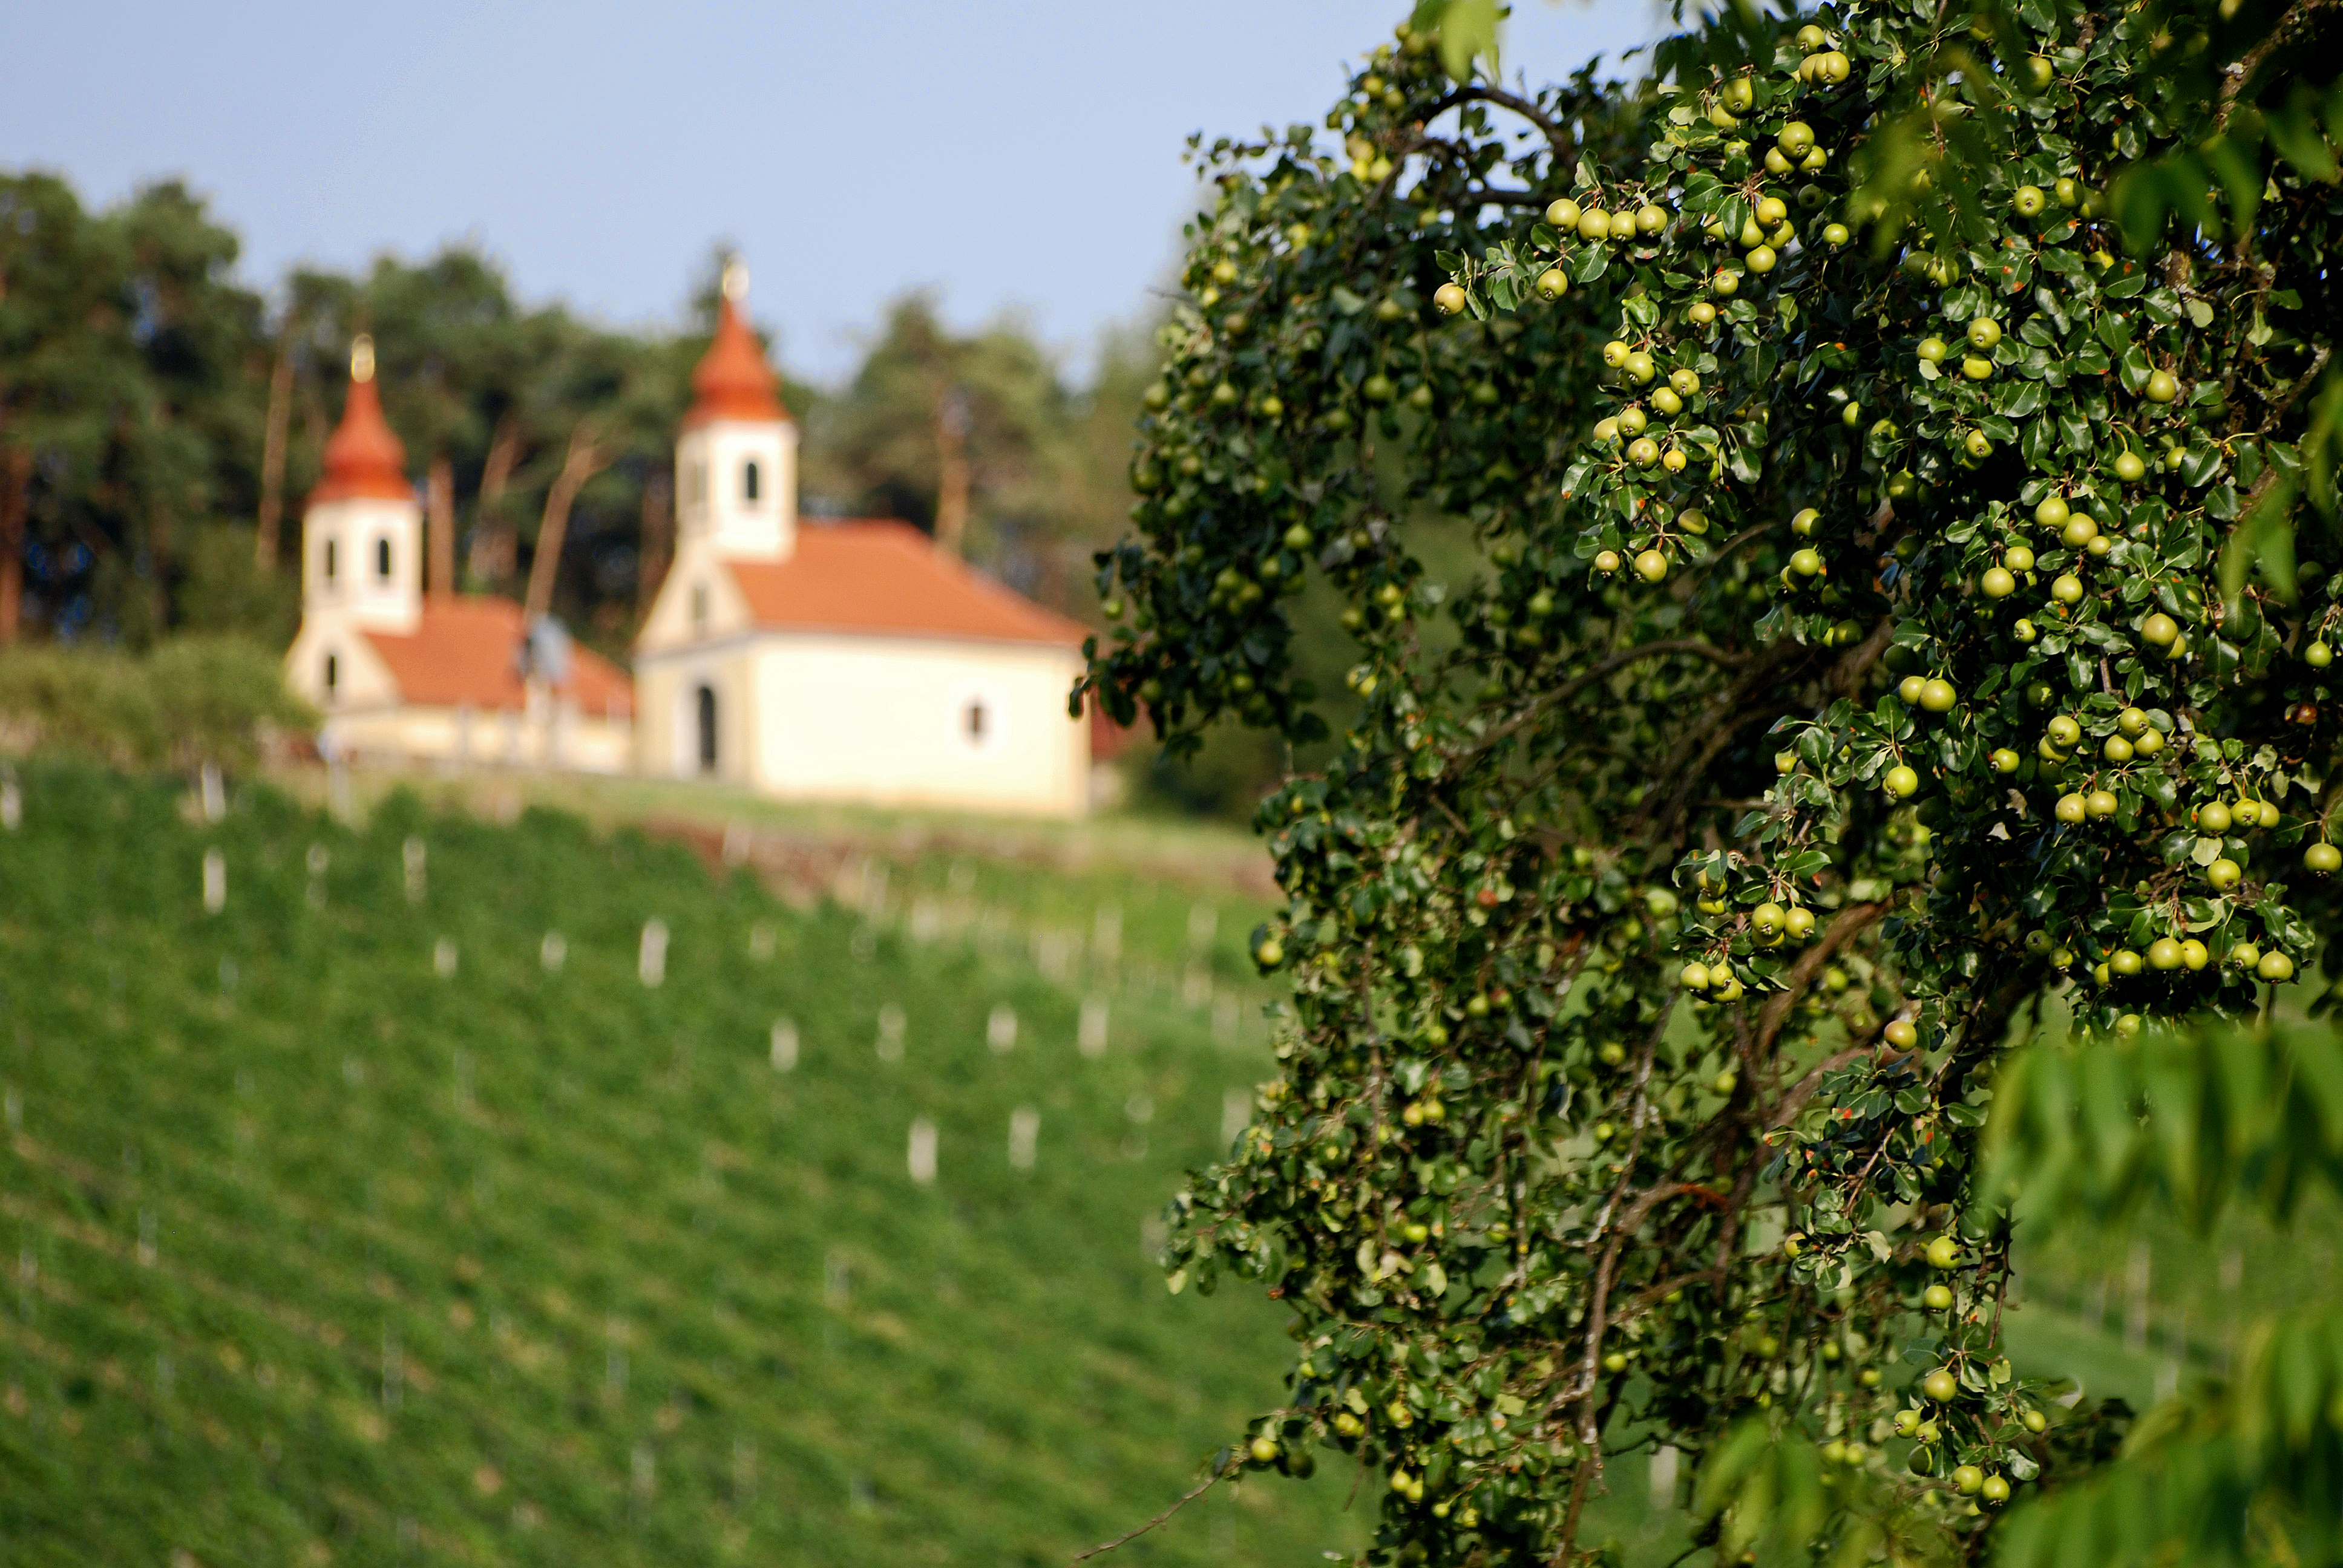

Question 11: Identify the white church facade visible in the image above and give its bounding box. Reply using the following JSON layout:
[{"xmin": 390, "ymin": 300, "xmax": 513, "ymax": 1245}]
[
  {"xmin": 631, "ymin": 275, "xmax": 1093, "ymax": 818},
  {"xmin": 283, "ymin": 339, "xmax": 636, "ymax": 773},
  {"xmin": 283, "ymin": 278, "xmax": 1098, "ymax": 819}
]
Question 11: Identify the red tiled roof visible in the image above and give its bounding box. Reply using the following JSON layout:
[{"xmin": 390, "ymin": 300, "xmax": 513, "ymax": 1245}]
[
  {"xmin": 682, "ymin": 296, "xmax": 789, "ymax": 428},
  {"xmin": 360, "ymin": 597, "xmax": 634, "ymax": 715},
  {"xmin": 723, "ymin": 521, "xmax": 1089, "ymax": 648},
  {"xmin": 309, "ymin": 371, "xmax": 412, "ymax": 505}
]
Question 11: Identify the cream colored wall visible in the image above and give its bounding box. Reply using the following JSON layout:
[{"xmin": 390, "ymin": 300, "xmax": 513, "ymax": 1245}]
[
  {"xmin": 747, "ymin": 633, "xmax": 1088, "ymax": 817},
  {"xmin": 318, "ymin": 701, "xmax": 634, "ymax": 774},
  {"xmin": 675, "ymin": 418, "xmax": 796, "ymax": 560},
  {"xmin": 303, "ymin": 495, "xmax": 422, "ymax": 633},
  {"xmin": 284, "ymin": 612, "xmax": 400, "ymax": 711},
  {"xmin": 636, "ymin": 632, "xmax": 1088, "ymax": 814},
  {"xmin": 633, "ymin": 640, "xmax": 762, "ymax": 783},
  {"xmin": 635, "ymin": 537, "xmax": 755, "ymax": 656}
]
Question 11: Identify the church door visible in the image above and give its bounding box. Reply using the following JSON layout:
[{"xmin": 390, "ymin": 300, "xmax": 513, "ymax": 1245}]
[{"xmin": 695, "ymin": 684, "xmax": 718, "ymax": 774}]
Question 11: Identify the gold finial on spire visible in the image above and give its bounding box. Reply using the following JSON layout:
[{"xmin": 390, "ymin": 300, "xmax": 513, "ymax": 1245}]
[
  {"xmin": 721, "ymin": 257, "xmax": 749, "ymax": 302},
  {"xmin": 350, "ymin": 333, "xmax": 376, "ymax": 383}
]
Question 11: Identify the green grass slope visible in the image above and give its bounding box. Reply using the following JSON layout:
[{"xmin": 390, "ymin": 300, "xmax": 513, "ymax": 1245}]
[{"xmin": 0, "ymin": 761, "xmax": 1365, "ymax": 1567}]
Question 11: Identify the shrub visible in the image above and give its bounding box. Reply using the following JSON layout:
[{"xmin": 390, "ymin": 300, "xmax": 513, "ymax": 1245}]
[{"xmin": 0, "ymin": 634, "xmax": 311, "ymax": 773}]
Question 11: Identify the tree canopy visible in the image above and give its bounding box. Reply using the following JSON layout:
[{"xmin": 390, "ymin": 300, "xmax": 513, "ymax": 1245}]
[
  {"xmin": 0, "ymin": 185, "xmax": 1137, "ymax": 656},
  {"xmin": 1083, "ymin": 0, "xmax": 2343, "ymax": 1562}
]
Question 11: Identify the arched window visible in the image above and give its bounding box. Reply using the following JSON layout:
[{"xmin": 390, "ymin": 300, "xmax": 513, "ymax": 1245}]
[
  {"xmin": 696, "ymin": 685, "xmax": 719, "ymax": 774},
  {"xmin": 742, "ymin": 459, "xmax": 761, "ymax": 504},
  {"xmin": 690, "ymin": 582, "xmax": 709, "ymax": 631},
  {"xmin": 376, "ymin": 536, "xmax": 393, "ymax": 578},
  {"xmin": 965, "ymin": 699, "xmax": 988, "ymax": 743},
  {"xmin": 324, "ymin": 653, "xmax": 339, "ymax": 694},
  {"xmin": 323, "ymin": 538, "xmax": 338, "ymax": 581}
]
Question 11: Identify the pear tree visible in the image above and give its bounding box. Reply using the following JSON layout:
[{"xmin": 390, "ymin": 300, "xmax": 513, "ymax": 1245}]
[{"xmin": 1083, "ymin": 0, "xmax": 2343, "ymax": 1562}]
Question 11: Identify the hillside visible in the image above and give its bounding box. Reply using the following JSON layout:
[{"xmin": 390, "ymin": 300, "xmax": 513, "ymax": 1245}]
[
  {"xmin": 2, "ymin": 759, "xmax": 2332, "ymax": 1568},
  {"xmin": 0, "ymin": 760, "xmax": 1364, "ymax": 1566}
]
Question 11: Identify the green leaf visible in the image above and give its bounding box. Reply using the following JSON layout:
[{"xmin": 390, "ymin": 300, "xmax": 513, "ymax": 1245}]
[
  {"xmin": 2220, "ymin": 472, "xmax": 2299, "ymax": 604},
  {"xmin": 2264, "ymin": 87, "xmax": 2341, "ymax": 181},
  {"xmin": 1427, "ymin": 0, "xmax": 1501, "ymax": 83}
]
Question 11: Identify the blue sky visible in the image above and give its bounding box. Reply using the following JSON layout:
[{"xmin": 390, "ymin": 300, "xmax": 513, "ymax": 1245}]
[{"xmin": 8, "ymin": 1, "xmax": 1667, "ymax": 383}]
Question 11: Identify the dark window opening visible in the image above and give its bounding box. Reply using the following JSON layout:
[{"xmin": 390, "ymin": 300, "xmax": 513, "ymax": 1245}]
[
  {"xmin": 324, "ymin": 653, "xmax": 338, "ymax": 693},
  {"xmin": 324, "ymin": 538, "xmax": 338, "ymax": 580},
  {"xmin": 742, "ymin": 460, "xmax": 761, "ymax": 503},
  {"xmin": 376, "ymin": 536, "xmax": 393, "ymax": 578},
  {"xmin": 696, "ymin": 685, "xmax": 718, "ymax": 774},
  {"xmin": 965, "ymin": 701, "xmax": 988, "ymax": 743}
]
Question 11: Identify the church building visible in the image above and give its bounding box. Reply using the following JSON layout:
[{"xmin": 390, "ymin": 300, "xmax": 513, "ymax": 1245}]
[
  {"xmin": 632, "ymin": 272, "xmax": 1094, "ymax": 817},
  {"xmin": 281, "ymin": 338, "xmax": 637, "ymax": 772}
]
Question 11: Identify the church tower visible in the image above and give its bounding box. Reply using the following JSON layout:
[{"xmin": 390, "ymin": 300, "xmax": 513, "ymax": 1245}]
[
  {"xmin": 674, "ymin": 262, "xmax": 796, "ymax": 562},
  {"xmin": 301, "ymin": 336, "xmax": 421, "ymax": 635}
]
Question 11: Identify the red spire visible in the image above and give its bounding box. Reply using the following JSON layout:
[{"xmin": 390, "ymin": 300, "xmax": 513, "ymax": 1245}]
[
  {"xmin": 684, "ymin": 266, "xmax": 788, "ymax": 428},
  {"xmin": 309, "ymin": 336, "xmax": 411, "ymax": 505}
]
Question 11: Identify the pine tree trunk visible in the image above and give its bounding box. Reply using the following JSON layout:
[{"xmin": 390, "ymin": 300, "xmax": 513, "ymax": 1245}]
[
  {"xmin": 469, "ymin": 416, "xmax": 522, "ymax": 591},
  {"xmin": 638, "ymin": 471, "xmax": 673, "ymax": 615},
  {"xmin": 934, "ymin": 387, "xmax": 971, "ymax": 556},
  {"xmin": 427, "ymin": 457, "xmax": 456, "ymax": 599},
  {"xmin": 523, "ymin": 424, "xmax": 606, "ymax": 622},
  {"xmin": 255, "ymin": 346, "xmax": 293, "ymax": 569}
]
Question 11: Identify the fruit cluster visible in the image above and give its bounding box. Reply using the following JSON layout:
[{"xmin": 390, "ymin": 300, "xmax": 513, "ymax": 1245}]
[{"xmin": 1441, "ymin": 11, "xmax": 2335, "ymax": 1025}]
